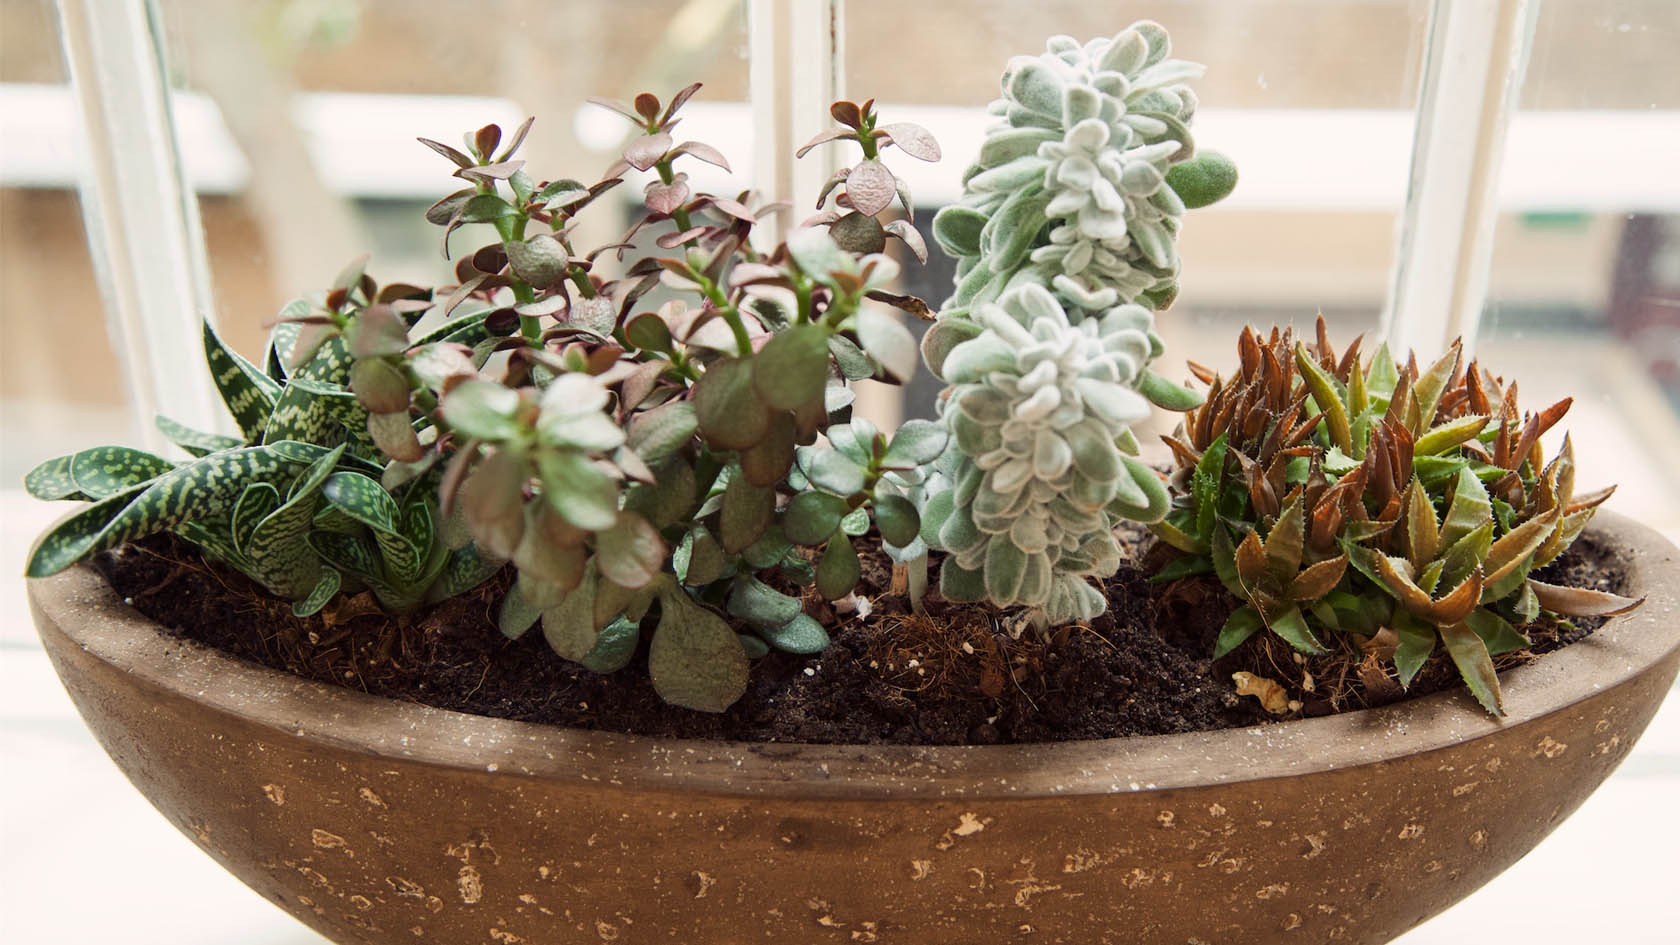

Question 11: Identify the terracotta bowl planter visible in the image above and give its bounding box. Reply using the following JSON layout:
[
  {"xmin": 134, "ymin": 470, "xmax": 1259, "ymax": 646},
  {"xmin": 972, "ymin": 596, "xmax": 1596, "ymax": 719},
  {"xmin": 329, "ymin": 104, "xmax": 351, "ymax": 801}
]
[{"xmin": 28, "ymin": 511, "xmax": 1680, "ymax": 945}]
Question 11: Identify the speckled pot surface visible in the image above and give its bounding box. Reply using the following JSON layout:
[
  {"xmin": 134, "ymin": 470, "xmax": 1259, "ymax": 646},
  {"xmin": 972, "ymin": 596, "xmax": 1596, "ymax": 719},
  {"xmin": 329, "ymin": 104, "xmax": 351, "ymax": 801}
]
[{"xmin": 27, "ymin": 511, "xmax": 1680, "ymax": 945}]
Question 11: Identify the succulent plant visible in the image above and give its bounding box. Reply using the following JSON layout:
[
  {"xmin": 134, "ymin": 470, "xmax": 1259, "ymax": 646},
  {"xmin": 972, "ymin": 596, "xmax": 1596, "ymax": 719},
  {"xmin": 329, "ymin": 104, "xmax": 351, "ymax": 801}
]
[
  {"xmin": 917, "ymin": 22, "xmax": 1233, "ymax": 626},
  {"xmin": 929, "ymin": 22, "xmax": 1236, "ymax": 320},
  {"xmin": 1156, "ymin": 318, "xmax": 1645, "ymax": 714},
  {"xmin": 919, "ymin": 284, "xmax": 1168, "ymax": 621},
  {"xmin": 25, "ymin": 268, "xmax": 499, "ymax": 617},
  {"xmin": 248, "ymin": 84, "xmax": 951, "ymax": 712}
]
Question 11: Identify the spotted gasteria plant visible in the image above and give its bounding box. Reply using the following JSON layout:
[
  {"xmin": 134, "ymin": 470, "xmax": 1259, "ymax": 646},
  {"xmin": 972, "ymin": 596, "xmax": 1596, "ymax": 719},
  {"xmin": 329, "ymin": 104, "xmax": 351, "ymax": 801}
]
[
  {"xmin": 918, "ymin": 22, "xmax": 1237, "ymax": 623},
  {"xmin": 1154, "ymin": 319, "xmax": 1646, "ymax": 714},
  {"xmin": 25, "ymin": 278, "xmax": 499, "ymax": 616}
]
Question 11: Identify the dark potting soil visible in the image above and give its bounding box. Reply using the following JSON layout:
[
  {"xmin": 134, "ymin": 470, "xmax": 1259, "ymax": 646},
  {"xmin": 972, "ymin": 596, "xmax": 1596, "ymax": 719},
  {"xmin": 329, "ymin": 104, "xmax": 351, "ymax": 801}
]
[{"xmin": 92, "ymin": 527, "xmax": 1631, "ymax": 745}]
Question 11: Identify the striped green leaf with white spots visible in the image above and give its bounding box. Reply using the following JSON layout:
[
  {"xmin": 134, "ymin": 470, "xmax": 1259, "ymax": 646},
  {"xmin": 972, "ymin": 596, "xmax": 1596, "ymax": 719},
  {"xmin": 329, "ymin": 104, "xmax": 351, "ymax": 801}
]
[
  {"xmin": 27, "ymin": 446, "xmax": 295, "ymax": 577},
  {"xmin": 156, "ymin": 414, "xmax": 244, "ymax": 456},
  {"xmin": 204, "ymin": 318, "xmax": 281, "ymax": 441},
  {"xmin": 24, "ymin": 455, "xmax": 85, "ymax": 501},
  {"xmin": 292, "ymin": 567, "xmax": 341, "ymax": 617}
]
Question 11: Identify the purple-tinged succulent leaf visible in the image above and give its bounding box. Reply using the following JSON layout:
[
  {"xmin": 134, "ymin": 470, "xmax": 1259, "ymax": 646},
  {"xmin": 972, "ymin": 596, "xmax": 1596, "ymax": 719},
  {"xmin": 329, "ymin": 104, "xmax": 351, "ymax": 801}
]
[
  {"xmin": 879, "ymin": 121, "xmax": 941, "ymax": 161},
  {"xmin": 645, "ymin": 176, "xmax": 692, "ymax": 216},
  {"xmin": 425, "ymin": 188, "xmax": 475, "ymax": 226},
  {"xmin": 454, "ymin": 160, "xmax": 527, "ymax": 183},
  {"xmin": 845, "ymin": 159, "xmax": 896, "ymax": 216},
  {"xmin": 829, "ymin": 101, "xmax": 863, "ymax": 128},
  {"xmin": 368, "ymin": 411, "xmax": 424, "ymax": 463},
  {"xmin": 624, "ymin": 132, "xmax": 673, "ymax": 172},
  {"xmin": 506, "ymin": 234, "xmax": 570, "ymax": 288},
  {"xmin": 633, "ymin": 92, "xmax": 662, "ymax": 124},
  {"xmin": 346, "ymin": 304, "xmax": 411, "ymax": 359},
  {"xmin": 473, "ymin": 124, "xmax": 502, "ymax": 161},
  {"xmin": 494, "ymin": 116, "xmax": 535, "ymax": 163},
  {"xmin": 883, "ymin": 220, "xmax": 928, "ymax": 263},
  {"xmin": 671, "ymin": 141, "xmax": 731, "ymax": 171},
  {"xmin": 417, "ymin": 136, "xmax": 474, "ymax": 168},
  {"xmin": 693, "ymin": 358, "xmax": 770, "ymax": 450},
  {"xmin": 588, "ymin": 96, "xmax": 645, "ymax": 124},
  {"xmin": 796, "ymin": 127, "xmax": 854, "ymax": 158},
  {"xmin": 704, "ymin": 195, "xmax": 756, "ymax": 223},
  {"xmin": 660, "ymin": 82, "xmax": 703, "ymax": 127}
]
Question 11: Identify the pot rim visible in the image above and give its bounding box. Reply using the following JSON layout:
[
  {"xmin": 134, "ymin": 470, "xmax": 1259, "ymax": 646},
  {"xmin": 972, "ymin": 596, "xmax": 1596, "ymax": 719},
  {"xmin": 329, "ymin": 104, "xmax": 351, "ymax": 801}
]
[{"xmin": 28, "ymin": 510, "xmax": 1680, "ymax": 801}]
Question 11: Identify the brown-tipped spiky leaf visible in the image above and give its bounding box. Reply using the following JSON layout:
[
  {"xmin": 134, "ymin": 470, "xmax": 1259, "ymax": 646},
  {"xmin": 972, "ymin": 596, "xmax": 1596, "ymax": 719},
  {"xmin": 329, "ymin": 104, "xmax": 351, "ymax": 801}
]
[
  {"xmin": 1527, "ymin": 580, "xmax": 1645, "ymax": 618},
  {"xmin": 1288, "ymin": 553, "xmax": 1348, "ymax": 602},
  {"xmin": 1295, "ymin": 344, "xmax": 1351, "ymax": 454},
  {"xmin": 1439, "ymin": 621, "xmax": 1503, "ymax": 715}
]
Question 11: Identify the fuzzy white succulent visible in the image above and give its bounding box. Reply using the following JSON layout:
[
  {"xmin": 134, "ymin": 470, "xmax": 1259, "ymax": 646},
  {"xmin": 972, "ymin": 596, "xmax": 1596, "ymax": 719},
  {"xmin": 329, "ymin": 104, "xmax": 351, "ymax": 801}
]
[
  {"xmin": 932, "ymin": 21, "xmax": 1206, "ymax": 319},
  {"xmin": 924, "ymin": 285, "xmax": 1170, "ymax": 622},
  {"xmin": 921, "ymin": 23, "xmax": 1229, "ymax": 626}
]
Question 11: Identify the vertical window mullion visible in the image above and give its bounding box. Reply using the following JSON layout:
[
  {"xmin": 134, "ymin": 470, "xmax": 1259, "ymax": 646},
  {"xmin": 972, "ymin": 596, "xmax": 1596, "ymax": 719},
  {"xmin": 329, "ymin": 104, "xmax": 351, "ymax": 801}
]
[
  {"xmin": 56, "ymin": 0, "xmax": 222, "ymax": 446},
  {"xmin": 1383, "ymin": 0, "xmax": 1538, "ymax": 360}
]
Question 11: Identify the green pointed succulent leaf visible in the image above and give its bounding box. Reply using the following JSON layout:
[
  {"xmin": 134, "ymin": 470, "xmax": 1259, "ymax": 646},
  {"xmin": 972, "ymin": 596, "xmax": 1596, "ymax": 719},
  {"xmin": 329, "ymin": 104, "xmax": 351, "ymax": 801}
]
[
  {"xmin": 648, "ymin": 588, "xmax": 749, "ymax": 712},
  {"xmin": 758, "ymin": 613, "xmax": 830, "ymax": 655},
  {"xmin": 24, "ymin": 455, "xmax": 85, "ymax": 501},
  {"xmin": 231, "ymin": 483, "xmax": 282, "ymax": 553},
  {"xmin": 782, "ymin": 491, "xmax": 850, "ymax": 545},
  {"xmin": 580, "ymin": 617, "xmax": 642, "ymax": 673},
  {"xmin": 880, "ymin": 420, "xmax": 949, "ymax": 469},
  {"xmin": 1266, "ymin": 606, "xmax": 1327, "ymax": 655},
  {"xmin": 727, "ymin": 576, "xmax": 802, "ymax": 628},
  {"xmin": 693, "ymin": 357, "xmax": 770, "ymax": 450},
  {"xmin": 816, "ymin": 532, "xmax": 860, "ymax": 600},
  {"xmin": 1213, "ymin": 604, "xmax": 1263, "ymax": 659},
  {"xmin": 322, "ymin": 471, "xmax": 402, "ymax": 534},
  {"xmin": 754, "ymin": 324, "xmax": 831, "ymax": 411},
  {"xmin": 1393, "ymin": 615, "xmax": 1435, "ymax": 688}
]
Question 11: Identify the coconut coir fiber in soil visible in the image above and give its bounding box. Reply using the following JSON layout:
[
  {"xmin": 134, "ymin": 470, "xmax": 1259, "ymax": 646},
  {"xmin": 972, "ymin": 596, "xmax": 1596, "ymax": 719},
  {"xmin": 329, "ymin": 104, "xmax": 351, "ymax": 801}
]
[{"xmin": 93, "ymin": 528, "xmax": 1632, "ymax": 746}]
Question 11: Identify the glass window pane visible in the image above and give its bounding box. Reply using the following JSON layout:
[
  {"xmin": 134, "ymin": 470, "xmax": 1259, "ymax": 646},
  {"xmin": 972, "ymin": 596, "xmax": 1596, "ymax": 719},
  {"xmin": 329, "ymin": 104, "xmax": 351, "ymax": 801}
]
[
  {"xmin": 152, "ymin": 0, "xmax": 754, "ymax": 363},
  {"xmin": 1, "ymin": 0, "xmax": 146, "ymax": 484},
  {"xmin": 1474, "ymin": 1, "xmax": 1680, "ymax": 534}
]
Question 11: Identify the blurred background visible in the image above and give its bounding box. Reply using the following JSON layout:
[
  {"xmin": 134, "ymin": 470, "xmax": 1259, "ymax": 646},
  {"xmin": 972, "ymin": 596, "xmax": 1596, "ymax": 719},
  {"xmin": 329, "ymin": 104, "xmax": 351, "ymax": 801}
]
[{"xmin": 1, "ymin": 1, "xmax": 1676, "ymax": 943}]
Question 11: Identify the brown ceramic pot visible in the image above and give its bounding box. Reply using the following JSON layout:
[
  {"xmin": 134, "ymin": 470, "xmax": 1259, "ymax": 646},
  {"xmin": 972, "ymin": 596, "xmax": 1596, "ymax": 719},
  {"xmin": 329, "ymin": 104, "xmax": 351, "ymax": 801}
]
[{"xmin": 28, "ymin": 511, "xmax": 1680, "ymax": 945}]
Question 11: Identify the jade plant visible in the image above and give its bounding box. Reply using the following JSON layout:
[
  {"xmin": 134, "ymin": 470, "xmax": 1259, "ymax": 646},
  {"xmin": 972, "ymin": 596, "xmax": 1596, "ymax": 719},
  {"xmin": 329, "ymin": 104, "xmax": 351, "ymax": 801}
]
[
  {"xmin": 1154, "ymin": 319, "xmax": 1645, "ymax": 714},
  {"xmin": 918, "ymin": 23, "xmax": 1237, "ymax": 623}
]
